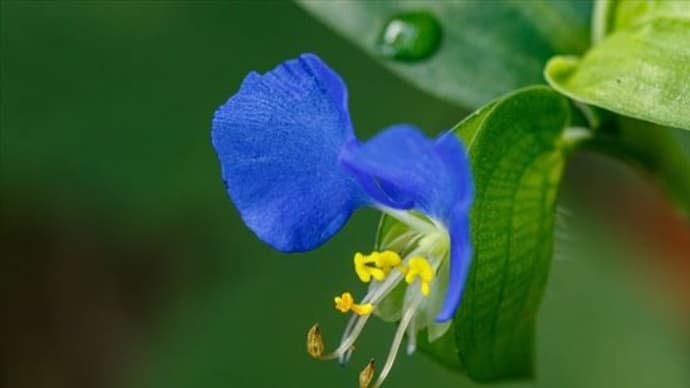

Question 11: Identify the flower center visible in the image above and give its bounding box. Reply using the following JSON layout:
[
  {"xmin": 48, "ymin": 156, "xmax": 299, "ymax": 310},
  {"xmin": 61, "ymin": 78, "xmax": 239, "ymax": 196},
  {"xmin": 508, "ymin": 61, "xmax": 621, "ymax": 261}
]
[{"xmin": 306, "ymin": 209, "xmax": 450, "ymax": 387}]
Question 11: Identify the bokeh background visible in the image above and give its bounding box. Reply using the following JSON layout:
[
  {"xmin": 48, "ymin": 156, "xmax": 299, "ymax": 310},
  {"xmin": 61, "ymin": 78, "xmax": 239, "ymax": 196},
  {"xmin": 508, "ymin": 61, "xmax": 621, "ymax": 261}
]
[{"xmin": 2, "ymin": 2, "xmax": 689, "ymax": 388}]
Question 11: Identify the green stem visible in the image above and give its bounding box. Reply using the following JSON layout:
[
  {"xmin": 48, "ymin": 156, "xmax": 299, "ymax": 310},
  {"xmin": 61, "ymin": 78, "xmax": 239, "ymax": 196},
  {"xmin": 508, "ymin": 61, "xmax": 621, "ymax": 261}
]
[{"xmin": 583, "ymin": 114, "xmax": 690, "ymax": 218}]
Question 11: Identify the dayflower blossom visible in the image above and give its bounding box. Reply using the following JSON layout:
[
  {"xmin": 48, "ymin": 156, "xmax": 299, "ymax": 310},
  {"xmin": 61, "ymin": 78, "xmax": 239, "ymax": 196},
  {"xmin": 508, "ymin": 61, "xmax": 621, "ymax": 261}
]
[{"xmin": 211, "ymin": 53, "xmax": 473, "ymax": 387}]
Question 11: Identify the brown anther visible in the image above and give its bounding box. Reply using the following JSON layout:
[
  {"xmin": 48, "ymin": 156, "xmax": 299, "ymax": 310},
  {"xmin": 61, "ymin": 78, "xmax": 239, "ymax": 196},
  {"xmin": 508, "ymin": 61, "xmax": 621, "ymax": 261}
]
[
  {"xmin": 359, "ymin": 359, "xmax": 375, "ymax": 388},
  {"xmin": 306, "ymin": 323, "xmax": 324, "ymax": 359}
]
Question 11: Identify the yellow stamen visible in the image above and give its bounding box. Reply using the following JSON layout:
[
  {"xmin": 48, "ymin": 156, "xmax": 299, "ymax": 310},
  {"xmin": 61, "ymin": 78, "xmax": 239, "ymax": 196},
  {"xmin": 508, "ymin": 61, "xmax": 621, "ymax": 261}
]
[
  {"xmin": 404, "ymin": 257, "xmax": 434, "ymax": 296},
  {"xmin": 373, "ymin": 250, "xmax": 403, "ymax": 275},
  {"xmin": 334, "ymin": 292, "xmax": 374, "ymax": 315},
  {"xmin": 306, "ymin": 323, "xmax": 324, "ymax": 359},
  {"xmin": 354, "ymin": 253, "xmax": 385, "ymax": 282},
  {"xmin": 359, "ymin": 359, "xmax": 375, "ymax": 388},
  {"xmin": 354, "ymin": 251, "xmax": 404, "ymax": 283}
]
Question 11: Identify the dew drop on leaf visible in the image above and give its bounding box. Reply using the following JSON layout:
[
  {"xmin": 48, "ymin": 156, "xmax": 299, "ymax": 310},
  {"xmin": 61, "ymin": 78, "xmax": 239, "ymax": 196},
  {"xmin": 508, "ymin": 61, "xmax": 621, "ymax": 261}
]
[{"xmin": 377, "ymin": 11, "xmax": 442, "ymax": 62}]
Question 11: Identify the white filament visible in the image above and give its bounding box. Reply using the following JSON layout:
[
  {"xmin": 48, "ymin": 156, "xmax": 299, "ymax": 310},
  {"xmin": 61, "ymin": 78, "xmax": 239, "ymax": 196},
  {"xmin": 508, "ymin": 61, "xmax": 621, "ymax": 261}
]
[
  {"xmin": 378, "ymin": 207, "xmax": 437, "ymax": 234},
  {"xmin": 372, "ymin": 298, "xmax": 421, "ymax": 388},
  {"xmin": 406, "ymin": 318, "xmax": 417, "ymax": 355}
]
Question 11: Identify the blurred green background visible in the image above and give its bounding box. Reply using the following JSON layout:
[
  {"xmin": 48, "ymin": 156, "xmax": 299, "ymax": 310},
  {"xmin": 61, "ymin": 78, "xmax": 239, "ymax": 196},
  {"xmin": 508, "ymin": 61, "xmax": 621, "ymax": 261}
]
[{"xmin": 2, "ymin": 2, "xmax": 689, "ymax": 388}]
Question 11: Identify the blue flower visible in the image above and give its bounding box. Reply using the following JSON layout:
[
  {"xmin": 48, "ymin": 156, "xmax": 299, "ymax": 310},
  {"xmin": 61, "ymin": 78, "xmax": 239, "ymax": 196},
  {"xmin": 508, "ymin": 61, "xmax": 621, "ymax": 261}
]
[{"xmin": 212, "ymin": 53, "xmax": 473, "ymax": 385}]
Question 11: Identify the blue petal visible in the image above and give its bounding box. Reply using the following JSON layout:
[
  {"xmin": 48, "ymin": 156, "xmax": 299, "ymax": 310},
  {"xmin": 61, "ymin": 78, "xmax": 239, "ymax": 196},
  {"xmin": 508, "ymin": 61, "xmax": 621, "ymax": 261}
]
[
  {"xmin": 435, "ymin": 211, "xmax": 472, "ymax": 322},
  {"xmin": 211, "ymin": 54, "xmax": 363, "ymax": 252},
  {"xmin": 433, "ymin": 132, "xmax": 473, "ymax": 213},
  {"xmin": 339, "ymin": 125, "xmax": 473, "ymax": 222}
]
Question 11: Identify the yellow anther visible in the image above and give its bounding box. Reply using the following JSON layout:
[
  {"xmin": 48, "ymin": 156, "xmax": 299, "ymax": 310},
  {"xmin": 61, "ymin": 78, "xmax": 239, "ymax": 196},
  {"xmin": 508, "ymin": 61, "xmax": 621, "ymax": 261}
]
[
  {"xmin": 354, "ymin": 251, "xmax": 403, "ymax": 283},
  {"xmin": 373, "ymin": 250, "xmax": 402, "ymax": 274},
  {"xmin": 404, "ymin": 257, "xmax": 434, "ymax": 296},
  {"xmin": 334, "ymin": 292, "xmax": 354, "ymax": 312},
  {"xmin": 359, "ymin": 359, "xmax": 375, "ymax": 388},
  {"xmin": 334, "ymin": 292, "xmax": 374, "ymax": 315},
  {"xmin": 306, "ymin": 323, "xmax": 325, "ymax": 359},
  {"xmin": 354, "ymin": 253, "xmax": 385, "ymax": 282}
]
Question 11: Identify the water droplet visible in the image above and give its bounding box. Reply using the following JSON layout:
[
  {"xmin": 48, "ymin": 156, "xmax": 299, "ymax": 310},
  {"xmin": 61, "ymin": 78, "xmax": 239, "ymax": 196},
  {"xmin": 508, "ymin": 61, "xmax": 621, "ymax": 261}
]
[{"xmin": 377, "ymin": 11, "xmax": 442, "ymax": 62}]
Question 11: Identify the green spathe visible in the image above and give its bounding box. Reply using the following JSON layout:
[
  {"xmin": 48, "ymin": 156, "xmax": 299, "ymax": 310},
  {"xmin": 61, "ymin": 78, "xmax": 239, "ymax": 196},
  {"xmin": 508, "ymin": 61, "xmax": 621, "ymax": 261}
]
[{"xmin": 377, "ymin": 86, "xmax": 579, "ymax": 381}]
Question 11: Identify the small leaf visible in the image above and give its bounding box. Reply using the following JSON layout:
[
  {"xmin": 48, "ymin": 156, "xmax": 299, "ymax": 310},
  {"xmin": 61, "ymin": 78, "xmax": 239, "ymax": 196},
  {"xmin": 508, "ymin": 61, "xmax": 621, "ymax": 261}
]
[
  {"xmin": 376, "ymin": 87, "xmax": 577, "ymax": 381},
  {"xmin": 592, "ymin": 0, "xmax": 690, "ymax": 43},
  {"xmin": 546, "ymin": 6, "xmax": 690, "ymax": 130},
  {"xmin": 298, "ymin": 0, "xmax": 592, "ymax": 108}
]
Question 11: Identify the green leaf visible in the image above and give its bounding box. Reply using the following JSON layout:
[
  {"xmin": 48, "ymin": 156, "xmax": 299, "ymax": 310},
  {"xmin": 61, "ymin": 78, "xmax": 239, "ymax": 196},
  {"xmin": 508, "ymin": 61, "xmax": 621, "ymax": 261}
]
[
  {"xmin": 298, "ymin": 0, "xmax": 591, "ymax": 108},
  {"xmin": 376, "ymin": 87, "xmax": 578, "ymax": 381},
  {"xmin": 546, "ymin": 4, "xmax": 690, "ymax": 130},
  {"xmin": 416, "ymin": 326, "xmax": 464, "ymax": 372}
]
